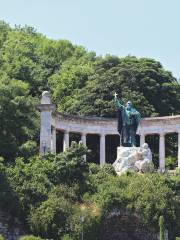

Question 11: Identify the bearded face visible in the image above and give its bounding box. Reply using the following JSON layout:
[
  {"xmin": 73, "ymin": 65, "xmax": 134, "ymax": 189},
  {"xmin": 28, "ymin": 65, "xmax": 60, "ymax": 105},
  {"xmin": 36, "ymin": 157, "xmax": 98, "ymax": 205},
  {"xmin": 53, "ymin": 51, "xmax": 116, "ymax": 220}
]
[{"xmin": 126, "ymin": 101, "xmax": 132, "ymax": 110}]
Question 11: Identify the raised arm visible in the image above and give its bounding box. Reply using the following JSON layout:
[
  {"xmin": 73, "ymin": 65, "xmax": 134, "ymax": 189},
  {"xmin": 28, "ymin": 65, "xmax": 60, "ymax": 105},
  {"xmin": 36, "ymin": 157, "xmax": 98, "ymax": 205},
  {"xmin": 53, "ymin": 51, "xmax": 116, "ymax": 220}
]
[
  {"xmin": 114, "ymin": 97, "xmax": 123, "ymax": 108},
  {"xmin": 114, "ymin": 92, "xmax": 124, "ymax": 108}
]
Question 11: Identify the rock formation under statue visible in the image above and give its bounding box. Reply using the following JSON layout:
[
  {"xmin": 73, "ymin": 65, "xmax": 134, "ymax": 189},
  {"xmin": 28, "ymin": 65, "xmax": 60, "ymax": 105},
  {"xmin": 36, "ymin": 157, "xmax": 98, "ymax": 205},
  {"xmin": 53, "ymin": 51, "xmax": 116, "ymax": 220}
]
[{"xmin": 113, "ymin": 143, "xmax": 154, "ymax": 175}]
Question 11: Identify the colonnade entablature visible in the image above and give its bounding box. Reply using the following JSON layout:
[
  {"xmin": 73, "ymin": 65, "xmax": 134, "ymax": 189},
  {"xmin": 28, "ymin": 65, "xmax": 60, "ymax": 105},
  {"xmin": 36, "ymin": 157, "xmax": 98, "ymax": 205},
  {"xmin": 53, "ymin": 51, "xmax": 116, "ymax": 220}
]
[{"xmin": 38, "ymin": 91, "xmax": 180, "ymax": 171}]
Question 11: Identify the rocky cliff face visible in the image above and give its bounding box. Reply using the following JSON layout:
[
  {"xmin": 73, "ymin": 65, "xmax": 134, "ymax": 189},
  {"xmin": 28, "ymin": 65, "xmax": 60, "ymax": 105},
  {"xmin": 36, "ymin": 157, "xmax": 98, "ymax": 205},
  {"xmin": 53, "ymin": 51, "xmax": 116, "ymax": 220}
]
[{"xmin": 101, "ymin": 211, "xmax": 158, "ymax": 240}]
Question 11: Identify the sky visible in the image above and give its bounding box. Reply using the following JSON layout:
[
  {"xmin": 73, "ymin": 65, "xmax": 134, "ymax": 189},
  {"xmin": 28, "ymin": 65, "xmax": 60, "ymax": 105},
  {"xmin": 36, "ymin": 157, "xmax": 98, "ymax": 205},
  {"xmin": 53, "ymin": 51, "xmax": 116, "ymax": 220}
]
[{"xmin": 0, "ymin": 0, "xmax": 180, "ymax": 79}]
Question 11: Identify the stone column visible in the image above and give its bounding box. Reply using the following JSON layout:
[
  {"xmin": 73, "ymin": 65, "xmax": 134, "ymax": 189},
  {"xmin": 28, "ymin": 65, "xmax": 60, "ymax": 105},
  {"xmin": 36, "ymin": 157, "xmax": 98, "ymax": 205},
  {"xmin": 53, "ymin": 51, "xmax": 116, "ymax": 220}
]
[
  {"xmin": 100, "ymin": 134, "xmax": 106, "ymax": 165},
  {"xmin": 81, "ymin": 133, "xmax": 86, "ymax": 145},
  {"xmin": 51, "ymin": 127, "xmax": 56, "ymax": 154},
  {"xmin": 178, "ymin": 131, "xmax": 180, "ymax": 168},
  {"xmin": 38, "ymin": 91, "xmax": 55, "ymax": 155},
  {"xmin": 63, "ymin": 131, "xmax": 69, "ymax": 151},
  {"xmin": 140, "ymin": 133, "xmax": 146, "ymax": 146},
  {"xmin": 81, "ymin": 133, "xmax": 87, "ymax": 161},
  {"xmin": 159, "ymin": 133, "xmax": 165, "ymax": 171}
]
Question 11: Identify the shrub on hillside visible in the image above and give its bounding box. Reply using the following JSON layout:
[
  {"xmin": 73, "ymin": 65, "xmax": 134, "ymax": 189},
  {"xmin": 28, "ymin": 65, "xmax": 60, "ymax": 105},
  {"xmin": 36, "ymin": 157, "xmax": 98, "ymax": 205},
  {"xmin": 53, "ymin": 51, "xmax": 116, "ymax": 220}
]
[
  {"xmin": 29, "ymin": 193, "xmax": 73, "ymax": 239},
  {"xmin": 0, "ymin": 234, "xmax": 5, "ymax": 240},
  {"xmin": 19, "ymin": 235, "xmax": 42, "ymax": 240}
]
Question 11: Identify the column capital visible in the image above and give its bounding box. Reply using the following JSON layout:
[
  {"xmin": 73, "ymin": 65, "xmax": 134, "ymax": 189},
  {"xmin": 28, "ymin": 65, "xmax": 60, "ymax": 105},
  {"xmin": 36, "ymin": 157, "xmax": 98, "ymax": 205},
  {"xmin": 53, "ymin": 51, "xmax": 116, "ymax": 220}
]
[
  {"xmin": 100, "ymin": 133, "xmax": 106, "ymax": 137},
  {"xmin": 81, "ymin": 132, "xmax": 87, "ymax": 136},
  {"xmin": 37, "ymin": 104, "xmax": 56, "ymax": 112},
  {"xmin": 159, "ymin": 132, "xmax": 166, "ymax": 137},
  {"xmin": 64, "ymin": 130, "xmax": 69, "ymax": 134},
  {"xmin": 139, "ymin": 131, "xmax": 146, "ymax": 136}
]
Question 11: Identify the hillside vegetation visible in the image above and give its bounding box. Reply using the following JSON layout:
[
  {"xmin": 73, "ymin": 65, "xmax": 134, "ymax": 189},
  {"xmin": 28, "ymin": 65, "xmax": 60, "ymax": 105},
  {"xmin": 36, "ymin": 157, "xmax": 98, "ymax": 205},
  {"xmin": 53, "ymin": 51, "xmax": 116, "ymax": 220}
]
[{"xmin": 0, "ymin": 20, "xmax": 180, "ymax": 239}]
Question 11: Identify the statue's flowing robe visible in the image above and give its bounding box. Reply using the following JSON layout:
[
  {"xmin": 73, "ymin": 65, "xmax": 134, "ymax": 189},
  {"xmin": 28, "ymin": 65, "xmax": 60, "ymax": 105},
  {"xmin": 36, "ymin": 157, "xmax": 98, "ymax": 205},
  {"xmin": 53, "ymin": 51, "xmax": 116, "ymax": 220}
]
[{"xmin": 117, "ymin": 105, "xmax": 141, "ymax": 147}]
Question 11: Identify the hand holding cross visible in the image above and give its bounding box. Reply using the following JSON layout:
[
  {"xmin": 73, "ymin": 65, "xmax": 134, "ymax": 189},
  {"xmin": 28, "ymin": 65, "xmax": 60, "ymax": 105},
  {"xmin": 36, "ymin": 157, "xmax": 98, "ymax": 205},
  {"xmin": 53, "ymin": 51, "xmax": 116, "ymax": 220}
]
[{"xmin": 114, "ymin": 92, "xmax": 118, "ymax": 99}]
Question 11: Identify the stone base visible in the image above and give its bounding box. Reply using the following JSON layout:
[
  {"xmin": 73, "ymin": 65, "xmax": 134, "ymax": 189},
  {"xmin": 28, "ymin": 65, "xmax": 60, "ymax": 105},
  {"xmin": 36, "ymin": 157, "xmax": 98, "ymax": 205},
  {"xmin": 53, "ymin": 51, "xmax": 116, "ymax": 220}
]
[{"xmin": 113, "ymin": 144, "xmax": 154, "ymax": 176}]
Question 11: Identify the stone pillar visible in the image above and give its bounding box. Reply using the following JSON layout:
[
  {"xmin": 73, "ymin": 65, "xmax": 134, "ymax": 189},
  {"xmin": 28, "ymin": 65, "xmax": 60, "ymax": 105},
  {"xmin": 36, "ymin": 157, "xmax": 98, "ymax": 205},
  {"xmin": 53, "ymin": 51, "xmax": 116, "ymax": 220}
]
[
  {"xmin": 51, "ymin": 127, "xmax": 56, "ymax": 154},
  {"xmin": 178, "ymin": 131, "xmax": 180, "ymax": 168},
  {"xmin": 38, "ymin": 91, "xmax": 55, "ymax": 155},
  {"xmin": 81, "ymin": 133, "xmax": 86, "ymax": 145},
  {"xmin": 159, "ymin": 133, "xmax": 165, "ymax": 171},
  {"xmin": 140, "ymin": 133, "xmax": 146, "ymax": 146},
  {"xmin": 100, "ymin": 134, "xmax": 106, "ymax": 165},
  {"xmin": 63, "ymin": 131, "xmax": 69, "ymax": 151},
  {"xmin": 81, "ymin": 133, "xmax": 87, "ymax": 161}
]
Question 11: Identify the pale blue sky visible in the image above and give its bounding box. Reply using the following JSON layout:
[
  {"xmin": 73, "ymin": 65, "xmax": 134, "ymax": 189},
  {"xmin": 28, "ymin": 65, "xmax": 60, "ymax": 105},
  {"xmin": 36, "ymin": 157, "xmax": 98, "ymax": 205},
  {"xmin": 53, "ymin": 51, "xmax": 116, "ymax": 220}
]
[{"xmin": 0, "ymin": 0, "xmax": 180, "ymax": 78}]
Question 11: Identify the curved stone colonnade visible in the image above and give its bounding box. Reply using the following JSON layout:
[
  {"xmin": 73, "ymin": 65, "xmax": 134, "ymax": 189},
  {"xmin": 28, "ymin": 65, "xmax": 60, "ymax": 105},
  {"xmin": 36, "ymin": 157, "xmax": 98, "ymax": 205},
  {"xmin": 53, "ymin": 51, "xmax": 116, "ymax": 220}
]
[{"xmin": 38, "ymin": 91, "xmax": 180, "ymax": 171}]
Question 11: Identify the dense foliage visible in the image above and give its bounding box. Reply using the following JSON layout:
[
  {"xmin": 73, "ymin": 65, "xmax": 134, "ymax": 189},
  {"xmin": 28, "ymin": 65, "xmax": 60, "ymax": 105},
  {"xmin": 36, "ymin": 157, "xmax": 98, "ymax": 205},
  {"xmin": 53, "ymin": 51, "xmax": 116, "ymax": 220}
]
[
  {"xmin": 51, "ymin": 55, "xmax": 180, "ymax": 118},
  {"xmin": 0, "ymin": 20, "xmax": 179, "ymax": 162},
  {"xmin": 0, "ymin": 143, "xmax": 179, "ymax": 239},
  {"xmin": 0, "ymin": 20, "xmax": 180, "ymax": 239}
]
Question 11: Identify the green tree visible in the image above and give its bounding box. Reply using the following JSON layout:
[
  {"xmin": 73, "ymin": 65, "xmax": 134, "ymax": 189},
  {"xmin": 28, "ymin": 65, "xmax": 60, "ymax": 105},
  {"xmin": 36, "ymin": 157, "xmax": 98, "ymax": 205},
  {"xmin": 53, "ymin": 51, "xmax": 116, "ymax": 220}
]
[
  {"xmin": 0, "ymin": 20, "xmax": 11, "ymax": 50},
  {"xmin": 58, "ymin": 55, "xmax": 179, "ymax": 117},
  {"xmin": 86, "ymin": 173, "xmax": 179, "ymax": 236},
  {"xmin": 7, "ymin": 143, "xmax": 88, "ymax": 215},
  {"xmin": 0, "ymin": 75, "xmax": 38, "ymax": 161},
  {"xmin": 39, "ymin": 39, "xmax": 76, "ymax": 77},
  {"xmin": 53, "ymin": 142, "xmax": 89, "ymax": 186},
  {"xmin": 29, "ymin": 187, "xmax": 74, "ymax": 239},
  {"xmin": 48, "ymin": 46, "xmax": 96, "ymax": 113},
  {"xmin": 0, "ymin": 30, "xmax": 47, "ymax": 95}
]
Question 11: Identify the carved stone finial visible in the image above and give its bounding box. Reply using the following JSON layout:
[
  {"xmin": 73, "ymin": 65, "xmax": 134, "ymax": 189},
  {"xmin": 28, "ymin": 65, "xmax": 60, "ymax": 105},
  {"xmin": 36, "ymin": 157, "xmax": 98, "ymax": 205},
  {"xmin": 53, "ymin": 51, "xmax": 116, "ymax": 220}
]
[{"xmin": 41, "ymin": 91, "xmax": 51, "ymax": 104}]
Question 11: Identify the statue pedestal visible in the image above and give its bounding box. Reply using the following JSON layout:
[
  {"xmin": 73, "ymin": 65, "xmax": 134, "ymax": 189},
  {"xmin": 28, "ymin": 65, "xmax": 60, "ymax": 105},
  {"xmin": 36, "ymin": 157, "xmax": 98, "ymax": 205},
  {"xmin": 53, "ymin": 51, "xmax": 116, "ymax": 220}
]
[{"xmin": 113, "ymin": 144, "xmax": 154, "ymax": 176}]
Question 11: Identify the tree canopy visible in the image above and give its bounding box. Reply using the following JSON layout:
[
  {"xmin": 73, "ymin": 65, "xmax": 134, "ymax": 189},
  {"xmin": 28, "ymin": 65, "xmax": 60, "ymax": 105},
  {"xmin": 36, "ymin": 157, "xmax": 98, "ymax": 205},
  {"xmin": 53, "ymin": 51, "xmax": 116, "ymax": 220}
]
[
  {"xmin": 51, "ymin": 55, "xmax": 179, "ymax": 117},
  {"xmin": 0, "ymin": 20, "xmax": 179, "ymax": 160},
  {"xmin": 0, "ymin": 20, "xmax": 179, "ymax": 239}
]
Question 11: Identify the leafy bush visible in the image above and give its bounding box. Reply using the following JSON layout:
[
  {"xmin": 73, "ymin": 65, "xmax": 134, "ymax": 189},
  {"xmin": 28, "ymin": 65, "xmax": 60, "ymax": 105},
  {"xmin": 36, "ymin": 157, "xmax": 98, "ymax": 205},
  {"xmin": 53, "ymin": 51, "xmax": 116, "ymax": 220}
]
[
  {"xmin": 87, "ymin": 173, "xmax": 179, "ymax": 233},
  {"xmin": 0, "ymin": 234, "xmax": 5, "ymax": 240},
  {"xmin": 101, "ymin": 163, "xmax": 116, "ymax": 176},
  {"xmin": 165, "ymin": 156, "xmax": 177, "ymax": 170},
  {"xmin": 89, "ymin": 163, "xmax": 100, "ymax": 174},
  {"xmin": 53, "ymin": 142, "xmax": 89, "ymax": 185},
  {"xmin": 7, "ymin": 142, "xmax": 88, "ymax": 213},
  {"xmin": 61, "ymin": 235, "xmax": 73, "ymax": 240},
  {"xmin": 29, "ymin": 189, "xmax": 73, "ymax": 239},
  {"xmin": 19, "ymin": 141, "xmax": 38, "ymax": 160},
  {"xmin": 67, "ymin": 204, "xmax": 101, "ymax": 240},
  {"xmin": 19, "ymin": 235, "xmax": 42, "ymax": 240}
]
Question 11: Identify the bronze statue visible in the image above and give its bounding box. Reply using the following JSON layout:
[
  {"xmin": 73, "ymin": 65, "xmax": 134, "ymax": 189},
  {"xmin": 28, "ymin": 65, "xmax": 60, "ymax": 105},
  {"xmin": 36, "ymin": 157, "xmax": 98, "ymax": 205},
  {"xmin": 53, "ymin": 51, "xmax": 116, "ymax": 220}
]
[{"xmin": 114, "ymin": 93, "xmax": 141, "ymax": 147}]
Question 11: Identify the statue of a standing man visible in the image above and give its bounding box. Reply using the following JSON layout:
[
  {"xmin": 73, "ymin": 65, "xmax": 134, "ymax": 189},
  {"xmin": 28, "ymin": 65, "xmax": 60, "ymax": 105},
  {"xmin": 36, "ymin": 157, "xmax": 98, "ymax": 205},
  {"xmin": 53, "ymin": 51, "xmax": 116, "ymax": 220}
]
[{"xmin": 114, "ymin": 93, "xmax": 141, "ymax": 147}]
